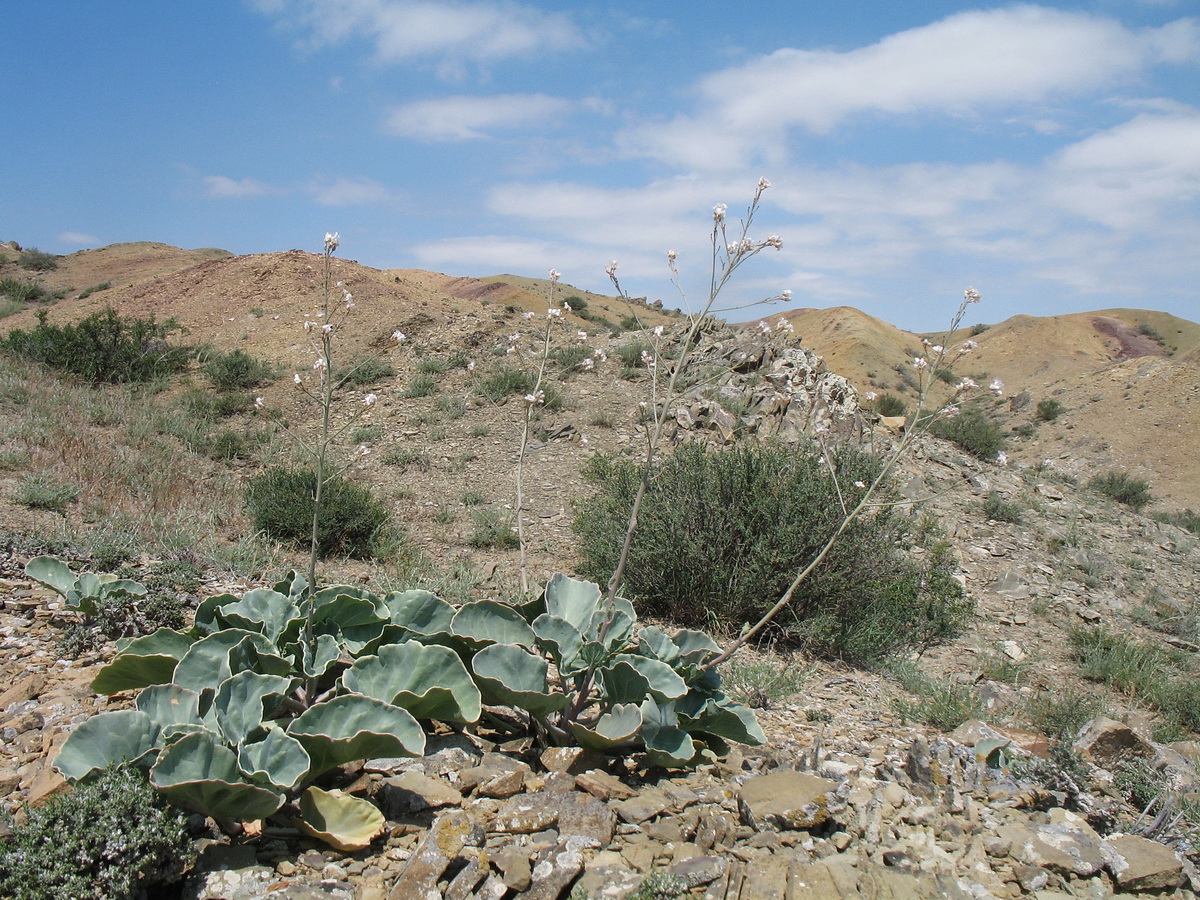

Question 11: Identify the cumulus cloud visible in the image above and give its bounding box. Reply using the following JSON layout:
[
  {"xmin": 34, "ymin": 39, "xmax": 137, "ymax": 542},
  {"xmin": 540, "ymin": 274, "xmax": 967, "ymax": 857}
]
[
  {"xmin": 620, "ymin": 6, "xmax": 1200, "ymax": 167},
  {"xmin": 385, "ymin": 93, "xmax": 575, "ymax": 141},
  {"xmin": 204, "ymin": 175, "xmax": 274, "ymax": 198},
  {"xmin": 250, "ymin": 0, "xmax": 583, "ymax": 70}
]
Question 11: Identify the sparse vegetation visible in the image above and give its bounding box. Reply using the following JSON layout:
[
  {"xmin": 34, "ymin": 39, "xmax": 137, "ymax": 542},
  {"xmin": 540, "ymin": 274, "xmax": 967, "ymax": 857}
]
[
  {"xmin": 77, "ymin": 280, "xmax": 112, "ymax": 299},
  {"xmin": 1036, "ymin": 398, "xmax": 1064, "ymax": 422},
  {"xmin": 1154, "ymin": 508, "xmax": 1200, "ymax": 536},
  {"xmin": 873, "ymin": 393, "xmax": 907, "ymax": 417},
  {"xmin": 336, "ymin": 355, "xmax": 394, "ymax": 387},
  {"xmin": 14, "ymin": 472, "xmax": 81, "ymax": 511},
  {"xmin": 983, "ymin": 490, "xmax": 1023, "ymax": 523},
  {"xmin": 887, "ymin": 660, "xmax": 982, "ymax": 731},
  {"xmin": 404, "ymin": 372, "xmax": 438, "ymax": 398},
  {"xmin": 931, "ymin": 403, "xmax": 1006, "ymax": 460},
  {"xmin": 201, "ymin": 347, "xmax": 277, "ymax": 390},
  {"xmin": 468, "ymin": 506, "xmax": 519, "ymax": 549},
  {"xmin": 476, "ymin": 364, "xmax": 533, "ymax": 402},
  {"xmin": 1088, "ymin": 470, "xmax": 1153, "ymax": 511},
  {"xmin": 17, "ymin": 247, "xmax": 59, "ymax": 271}
]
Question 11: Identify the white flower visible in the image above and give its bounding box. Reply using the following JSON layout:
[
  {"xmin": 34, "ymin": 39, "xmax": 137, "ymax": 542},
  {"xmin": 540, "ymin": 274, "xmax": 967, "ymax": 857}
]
[
  {"xmin": 713, "ymin": 203, "xmax": 727, "ymax": 223},
  {"xmin": 254, "ymin": 396, "xmax": 265, "ymax": 409},
  {"xmin": 393, "ymin": 330, "xmax": 406, "ymax": 343},
  {"xmin": 961, "ymin": 339, "xmax": 978, "ymax": 352},
  {"xmin": 547, "ymin": 308, "xmax": 562, "ymax": 318},
  {"xmin": 577, "ymin": 330, "xmax": 588, "ymax": 342},
  {"xmin": 864, "ymin": 391, "xmax": 877, "ymax": 401},
  {"xmin": 996, "ymin": 451, "xmax": 1008, "ymax": 466},
  {"xmin": 930, "ymin": 345, "xmax": 944, "ymax": 355},
  {"xmin": 781, "ymin": 289, "xmax": 793, "ymax": 301},
  {"xmin": 912, "ymin": 357, "xmax": 928, "ymax": 370},
  {"xmin": 313, "ymin": 357, "xmax": 327, "ymax": 371},
  {"xmin": 593, "ymin": 349, "xmax": 607, "ymax": 361},
  {"xmin": 293, "ymin": 373, "xmax": 302, "ymax": 385},
  {"xmin": 990, "ymin": 378, "xmax": 1005, "ymax": 396},
  {"xmin": 467, "ymin": 360, "xmax": 476, "ymax": 371},
  {"xmin": 653, "ymin": 325, "xmax": 664, "ymax": 337},
  {"xmin": 322, "ymin": 323, "xmax": 334, "ymax": 334},
  {"xmin": 509, "ymin": 333, "xmax": 521, "ymax": 344},
  {"xmin": 324, "ymin": 232, "xmax": 339, "ymax": 252},
  {"xmin": 580, "ymin": 435, "xmax": 589, "ymax": 446},
  {"xmin": 524, "ymin": 389, "xmax": 546, "ymax": 406},
  {"xmin": 363, "ymin": 393, "xmax": 377, "ymax": 406},
  {"xmin": 854, "ymin": 481, "xmax": 866, "ymax": 489},
  {"xmin": 955, "ymin": 377, "xmax": 977, "ymax": 393},
  {"xmin": 964, "ymin": 287, "xmax": 981, "ymax": 304},
  {"xmin": 506, "ymin": 347, "xmax": 516, "ymax": 355},
  {"xmin": 548, "ymin": 268, "xmax": 561, "ymax": 283},
  {"xmin": 354, "ymin": 444, "xmax": 370, "ymax": 458},
  {"xmin": 757, "ymin": 177, "xmax": 771, "ymax": 190},
  {"xmin": 605, "ymin": 261, "xmax": 619, "ymax": 277},
  {"xmin": 580, "ymin": 358, "xmax": 594, "ymax": 371},
  {"xmin": 522, "ymin": 311, "xmax": 536, "ymax": 321},
  {"xmin": 303, "ymin": 320, "xmax": 315, "ymax": 332},
  {"xmin": 666, "ymin": 249, "xmax": 677, "ymax": 262},
  {"xmin": 764, "ymin": 234, "xmax": 782, "ymax": 250}
]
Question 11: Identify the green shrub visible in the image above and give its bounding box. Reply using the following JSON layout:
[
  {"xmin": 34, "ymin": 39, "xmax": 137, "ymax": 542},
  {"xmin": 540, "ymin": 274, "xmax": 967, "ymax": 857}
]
[
  {"xmin": 0, "ymin": 277, "xmax": 50, "ymax": 304},
  {"xmin": 201, "ymin": 347, "xmax": 276, "ymax": 390},
  {"xmin": 335, "ymin": 355, "xmax": 394, "ymax": 387},
  {"xmin": 874, "ymin": 393, "xmax": 907, "ymax": 417},
  {"xmin": 1023, "ymin": 688, "xmax": 1105, "ymax": 741},
  {"xmin": 469, "ymin": 506, "xmax": 519, "ymax": 549},
  {"xmin": 208, "ymin": 427, "xmax": 268, "ymax": 461},
  {"xmin": 887, "ymin": 661, "xmax": 982, "ymax": 731},
  {"xmin": 60, "ymin": 589, "xmax": 186, "ymax": 658},
  {"xmin": 1, "ymin": 307, "xmax": 191, "ymax": 383},
  {"xmin": 245, "ymin": 466, "xmax": 393, "ymax": 558},
  {"xmin": 477, "ymin": 365, "xmax": 533, "ymax": 402},
  {"xmin": 15, "ymin": 473, "xmax": 80, "ymax": 511},
  {"xmin": 574, "ymin": 443, "xmax": 971, "ymax": 664},
  {"xmin": 1153, "ymin": 508, "xmax": 1200, "ymax": 536},
  {"xmin": 1088, "ymin": 470, "xmax": 1153, "ymax": 511},
  {"xmin": 549, "ymin": 344, "xmax": 591, "ymax": 376},
  {"xmin": 615, "ymin": 339, "xmax": 651, "ymax": 369},
  {"xmin": 0, "ymin": 297, "xmax": 25, "ymax": 319},
  {"xmin": 405, "ymin": 372, "xmax": 437, "ymax": 398},
  {"xmin": 1036, "ymin": 398, "xmax": 1064, "ymax": 422},
  {"xmin": 76, "ymin": 281, "xmax": 112, "ymax": 300},
  {"xmin": 351, "ymin": 424, "xmax": 383, "ymax": 444},
  {"xmin": 17, "ymin": 247, "xmax": 58, "ymax": 272},
  {"xmin": 983, "ymin": 490, "xmax": 1023, "ymax": 523},
  {"xmin": 382, "ymin": 446, "xmax": 430, "ymax": 470},
  {"xmin": 931, "ymin": 404, "xmax": 1006, "ymax": 460},
  {"xmin": 0, "ymin": 765, "xmax": 194, "ymax": 900}
]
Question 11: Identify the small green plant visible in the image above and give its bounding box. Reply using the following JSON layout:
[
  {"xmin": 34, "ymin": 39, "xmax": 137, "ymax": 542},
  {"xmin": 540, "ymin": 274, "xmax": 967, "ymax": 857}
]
[
  {"xmin": 1088, "ymin": 470, "xmax": 1153, "ymax": 511},
  {"xmin": 416, "ymin": 356, "xmax": 450, "ymax": 375},
  {"xmin": 0, "ymin": 447, "xmax": 30, "ymax": 470},
  {"xmin": 983, "ymin": 490, "xmax": 1023, "ymax": 523},
  {"xmin": 615, "ymin": 338, "xmax": 651, "ymax": 369},
  {"xmin": 201, "ymin": 347, "xmax": 277, "ymax": 391},
  {"xmin": 1035, "ymin": 398, "xmax": 1064, "ymax": 422},
  {"xmin": 469, "ymin": 424, "xmax": 491, "ymax": 437},
  {"xmin": 469, "ymin": 506, "xmax": 519, "ymax": 549},
  {"xmin": 15, "ymin": 472, "xmax": 81, "ymax": 511},
  {"xmin": 1013, "ymin": 422, "xmax": 1035, "ymax": 438},
  {"xmin": 462, "ymin": 490, "xmax": 486, "ymax": 506},
  {"xmin": 245, "ymin": 466, "xmax": 394, "ymax": 558},
  {"xmin": 1023, "ymin": 687, "xmax": 1105, "ymax": 740},
  {"xmin": 60, "ymin": 588, "xmax": 186, "ymax": 658},
  {"xmin": 382, "ymin": 447, "xmax": 430, "ymax": 470},
  {"xmin": 873, "ymin": 393, "xmax": 907, "ymax": 417},
  {"xmin": 627, "ymin": 873, "xmax": 689, "ymax": 900},
  {"xmin": 0, "ymin": 276, "xmax": 50, "ymax": 304},
  {"xmin": 435, "ymin": 395, "xmax": 466, "ymax": 419},
  {"xmin": 405, "ymin": 372, "xmax": 437, "ymax": 398},
  {"xmin": 18, "ymin": 247, "xmax": 59, "ymax": 271},
  {"xmin": 336, "ymin": 355, "xmax": 395, "ymax": 387},
  {"xmin": 350, "ymin": 424, "xmax": 383, "ymax": 444},
  {"xmin": 0, "ymin": 765, "xmax": 194, "ymax": 900},
  {"xmin": 477, "ymin": 365, "xmax": 533, "ymax": 402},
  {"xmin": 721, "ymin": 655, "xmax": 812, "ymax": 709},
  {"xmin": 1153, "ymin": 508, "xmax": 1200, "ymax": 536},
  {"xmin": 931, "ymin": 403, "xmax": 1006, "ymax": 460},
  {"xmin": 888, "ymin": 661, "xmax": 983, "ymax": 731},
  {"xmin": 77, "ymin": 280, "xmax": 112, "ymax": 300}
]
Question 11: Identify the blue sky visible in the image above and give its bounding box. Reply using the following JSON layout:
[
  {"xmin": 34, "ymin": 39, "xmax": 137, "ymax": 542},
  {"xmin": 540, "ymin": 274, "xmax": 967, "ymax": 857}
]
[{"xmin": 2, "ymin": 1, "xmax": 1197, "ymax": 331}]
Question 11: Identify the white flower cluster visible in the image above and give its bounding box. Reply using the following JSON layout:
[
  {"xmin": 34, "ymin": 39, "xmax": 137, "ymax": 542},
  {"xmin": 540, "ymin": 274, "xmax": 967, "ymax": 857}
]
[
  {"xmin": 524, "ymin": 389, "xmax": 546, "ymax": 406},
  {"xmin": 324, "ymin": 232, "xmax": 339, "ymax": 253}
]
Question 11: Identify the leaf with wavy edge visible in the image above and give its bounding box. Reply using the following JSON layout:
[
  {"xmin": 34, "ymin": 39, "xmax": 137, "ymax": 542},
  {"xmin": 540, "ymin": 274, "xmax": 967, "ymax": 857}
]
[
  {"xmin": 238, "ymin": 727, "xmax": 311, "ymax": 791},
  {"xmin": 91, "ymin": 628, "xmax": 196, "ymax": 695},
  {"xmin": 171, "ymin": 629, "xmax": 291, "ymax": 693},
  {"xmin": 341, "ymin": 641, "xmax": 481, "ymax": 723},
  {"xmin": 296, "ymin": 787, "xmax": 384, "ymax": 851},
  {"xmin": 543, "ymin": 573, "xmax": 601, "ymax": 631},
  {"xmin": 136, "ymin": 684, "xmax": 203, "ymax": 738},
  {"xmin": 384, "ymin": 590, "xmax": 455, "ymax": 636},
  {"xmin": 288, "ymin": 695, "xmax": 425, "ymax": 777},
  {"xmin": 471, "ymin": 643, "xmax": 569, "ymax": 718},
  {"xmin": 640, "ymin": 699, "xmax": 699, "ymax": 768},
  {"xmin": 217, "ymin": 588, "xmax": 303, "ymax": 644},
  {"xmin": 452, "ymin": 601, "xmax": 537, "ymax": 649},
  {"xmin": 675, "ymin": 694, "xmax": 765, "ymax": 745},
  {"xmin": 55, "ymin": 710, "xmax": 161, "ymax": 781},
  {"xmin": 214, "ymin": 672, "xmax": 297, "ymax": 746},
  {"xmin": 568, "ymin": 703, "xmax": 642, "ymax": 751},
  {"xmin": 610, "ymin": 654, "xmax": 687, "ymax": 701},
  {"xmin": 531, "ymin": 614, "xmax": 585, "ymax": 675},
  {"xmin": 151, "ymin": 731, "xmax": 285, "ymax": 821}
]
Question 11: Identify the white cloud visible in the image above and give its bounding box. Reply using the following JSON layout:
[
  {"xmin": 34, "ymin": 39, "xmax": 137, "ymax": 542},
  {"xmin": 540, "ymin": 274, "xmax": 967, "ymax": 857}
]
[
  {"xmin": 204, "ymin": 175, "xmax": 274, "ymax": 198},
  {"xmin": 620, "ymin": 6, "xmax": 1200, "ymax": 168},
  {"xmin": 385, "ymin": 94, "xmax": 575, "ymax": 141},
  {"xmin": 58, "ymin": 231, "xmax": 99, "ymax": 246},
  {"xmin": 251, "ymin": 0, "xmax": 583, "ymax": 70},
  {"xmin": 305, "ymin": 176, "xmax": 398, "ymax": 207}
]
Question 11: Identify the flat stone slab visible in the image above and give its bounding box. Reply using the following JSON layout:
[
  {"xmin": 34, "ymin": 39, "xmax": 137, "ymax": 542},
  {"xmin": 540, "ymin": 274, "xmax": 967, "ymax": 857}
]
[
  {"xmin": 1105, "ymin": 833, "xmax": 1184, "ymax": 892},
  {"xmin": 738, "ymin": 771, "xmax": 840, "ymax": 831}
]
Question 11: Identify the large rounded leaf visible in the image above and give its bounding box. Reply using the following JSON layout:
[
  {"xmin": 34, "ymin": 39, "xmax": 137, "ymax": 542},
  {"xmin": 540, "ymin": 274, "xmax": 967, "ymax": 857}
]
[
  {"xmin": 640, "ymin": 699, "xmax": 699, "ymax": 768},
  {"xmin": 569, "ymin": 703, "xmax": 643, "ymax": 751},
  {"xmin": 136, "ymin": 684, "xmax": 205, "ymax": 744},
  {"xmin": 218, "ymin": 589, "xmax": 303, "ymax": 644},
  {"xmin": 91, "ymin": 628, "xmax": 196, "ymax": 695},
  {"xmin": 531, "ymin": 615, "xmax": 585, "ymax": 675},
  {"xmin": 451, "ymin": 601, "xmax": 537, "ymax": 649},
  {"xmin": 611, "ymin": 654, "xmax": 687, "ymax": 701},
  {"xmin": 384, "ymin": 590, "xmax": 455, "ymax": 636},
  {"xmin": 25, "ymin": 556, "xmax": 77, "ymax": 597},
  {"xmin": 214, "ymin": 672, "xmax": 297, "ymax": 746},
  {"xmin": 341, "ymin": 641, "xmax": 481, "ymax": 723},
  {"xmin": 294, "ymin": 632, "xmax": 343, "ymax": 680},
  {"xmin": 296, "ymin": 787, "xmax": 384, "ymax": 852},
  {"xmin": 171, "ymin": 629, "xmax": 291, "ymax": 693},
  {"xmin": 288, "ymin": 695, "xmax": 425, "ymax": 777},
  {"xmin": 596, "ymin": 660, "xmax": 651, "ymax": 705},
  {"xmin": 238, "ymin": 728, "xmax": 312, "ymax": 791},
  {"xmin": 151, "ymin": 731, "xmax": 285, "ymax": 821},
  {"xmin": 55, "ymin": 710, "xmax": 161, "ymax": 781},
  {"xmin": 543, "ymin": 574, "xmax": 601, "ymax": 632},
  {"xmin": 312, "ymin": 592, "xmax": 389, "ymax": 654},
  {"xmin": 471, "ymin": 643, "xmax": 569, "ymax": 718},
  {"xmin": 676, "ymin": 695, "xmax": 766, "ymax": 746}
]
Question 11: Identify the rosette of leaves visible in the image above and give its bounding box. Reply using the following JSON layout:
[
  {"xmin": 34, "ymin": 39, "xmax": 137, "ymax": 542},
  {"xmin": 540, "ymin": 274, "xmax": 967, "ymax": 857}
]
[{"xmin": 35, "ymin": 562, "xmax": 762, "ymax": 848}]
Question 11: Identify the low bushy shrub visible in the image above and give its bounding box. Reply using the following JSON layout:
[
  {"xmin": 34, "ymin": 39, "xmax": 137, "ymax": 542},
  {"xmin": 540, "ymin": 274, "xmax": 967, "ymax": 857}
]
[
  {"xmin": 0, "ymin": 277, "xmax": 50, "ymax": 304},
  {"xmin": 17, "ymin": 247, "xmax": 58, "ymax": 272},
  {"xmin": 201, "ymin": 347, "xmax": 276, "ymax": 390},
  {"xmin": 931, "ymin": 404, "xmax": 1006, "ymax": 460},
  {"xmin": 60, "ymin": 589, "xmax": 186, "ymax": 658},
  {"xmin": 1088, "ymin": 470, "xmax": 1153, "ymax": 511},
  {"xmin": 0, "ymin": 765, "xmax": 194, "ymax": 900},
  {"xmin": 245, "ymin": 465, "xmax": 393, "ymax": 558},
  {"xmin": 983, "ymin": 490, "xmax": 1023, "ymax": 523},
  {"xmin": 477, "ymin": 365, "xmax": 533, "ymax": 402},
  {"xmin": 1153, "ymin": 508, "xmax": 1200, "ymax": 536},
  {"xmin": 873, "ymin": 393, "xmax": 907, "ymax": 417},
  {"xmin": 1035, "ymin": 398, "xmax": 1064, "ymax": 422},
  {"xmin": 1, "ymin": 307, "xmax": 191, "ymax": 383},
  {"xmin": 574, "ymin": 442, "xmax": 971, "ymax": 664},
  {"xmin": 336, "ymin": 355, "xmax": 394, "ymax": 387}
]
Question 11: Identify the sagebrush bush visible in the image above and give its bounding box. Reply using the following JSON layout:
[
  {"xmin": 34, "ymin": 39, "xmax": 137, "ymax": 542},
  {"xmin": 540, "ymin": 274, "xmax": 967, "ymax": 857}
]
[
  {"xmin": 0, "ymin": 277, "xmax": 50, "ymax": 304},
  {"xmin": 60, "ymin": 589, "xmax": 186, "ymax": 658},
  {"xmin": 983, "ymin": 490, "xmax": 1023, "ymax": 523},
  {"xmin": 574, "ymin": 442, "xmax": 971, "ymax": 664},
  {"xmin": 1036, "ymin": 398, "xmax": 1064, "ymax": 422},
  {"xmin": 17, "ymin": 247, "xmax": 58, "ymax": 271},
  {"xmin": 336, "ymin": 355, "xmax": 394, "ymax": 387},
  {"xmin": 0, "ymin": 765, "xmax": 194, "ymax": 900},
  {"xmin": 477, "ymin": 365, "xmax": 533, "ymax": 402},
  {"xmin": 1, "ymin": 307, "xmax": 191, "ymax": 383},
  {"xmin": 931, "ymin": 403, "xmax": 1006, "ymax": 460},
  {"xmin": 874, "ymin": 393, "xmax": 907, "ymax": 417},
  {"xmin": 245, "ymin": 465, "xmax": 393, "ymax": 558},
  {"xmin": 201, "ymin": 347, "xmax": 276, "ymax": 390},
  {"xmin": 1088, "ymin": 470, "xmax": 1153, "ymax": 511}
]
